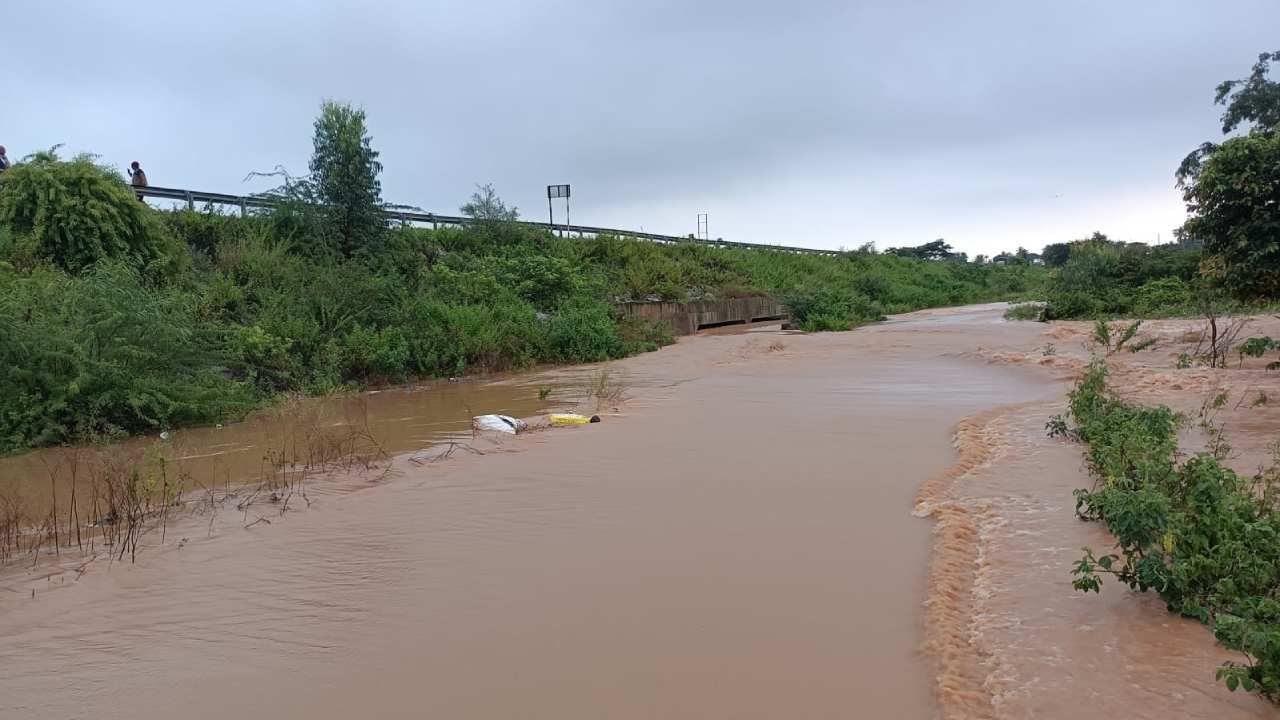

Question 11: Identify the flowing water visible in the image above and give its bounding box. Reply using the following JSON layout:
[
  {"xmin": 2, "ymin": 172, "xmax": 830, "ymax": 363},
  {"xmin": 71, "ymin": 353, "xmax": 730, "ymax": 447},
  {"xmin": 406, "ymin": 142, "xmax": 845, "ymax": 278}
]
[
  {"xmin": 0, "ymin": 369, "xmax": 609, "ymax": 531},
  {"xmin": 1, "ymin": 304, "xmax": 1276, "ymax": 719}
]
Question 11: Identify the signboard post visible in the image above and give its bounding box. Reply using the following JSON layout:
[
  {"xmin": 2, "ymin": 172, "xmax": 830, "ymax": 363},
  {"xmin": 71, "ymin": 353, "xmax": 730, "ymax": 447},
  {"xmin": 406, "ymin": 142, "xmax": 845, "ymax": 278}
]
[{"xmin": 547, "ymin": 184, "xmax": 570, "ymax": 236}]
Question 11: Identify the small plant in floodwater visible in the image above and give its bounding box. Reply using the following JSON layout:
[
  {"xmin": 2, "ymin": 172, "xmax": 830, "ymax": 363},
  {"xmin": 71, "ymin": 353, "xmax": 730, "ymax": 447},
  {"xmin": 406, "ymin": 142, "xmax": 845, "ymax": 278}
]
[
  {"xmin": 1091, "ymin": 319, "xmax": 1156, "ymax": 356},
  {"xmin": 1199, "ymin": 391, "xmax": 1233, "ymax": 461},
  {"xmin": 1091, "ymin": 319, "xmax": 1112, "ymax": 349},
  {"xmin": 1044, "ymin": 414, "xmax": 1070, "ymax": 439},
  {"xmin": 1237, "ymin": 336, "xmax": 1280, "ymax": 370},
  {"xmin": 1191, "ymin": 306, "xmax": 1249, "ymax": 369},
  {"xmin": 586, "ymin": 367, "xmax": 627, "ymax": 411},
  {"xmin": 1041, "ymin": 342, "xmax": 1056, "ymax": 357},
  {"xmin": 1, "ymin": 395, "xmax": 396, "ymax": 568},
  {"xmin": 1177, "ymin": 352, "xmax": 1193, "ymax": 369},
  {"xmin": 768, "ymin": 340, "xmax": 786, "ymax": 352},
  {"xmin": 538, "ymin": 385, "xmax": 553, "ymax": 401}
]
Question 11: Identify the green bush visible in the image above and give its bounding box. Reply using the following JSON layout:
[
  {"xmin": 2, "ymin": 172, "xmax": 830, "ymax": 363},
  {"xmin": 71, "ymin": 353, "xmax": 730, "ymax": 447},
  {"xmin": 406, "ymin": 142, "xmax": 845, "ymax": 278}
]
[
  {"xmin": 782, "ymin": 286, "xmax": 885, "ymax": 332},
  {"xmin": 545, "ymin": 300, "xmax": 625, "ymax": 363},
  {"xmin": 0, "ymin": 262, "xmax": 255, "ymax": 452},
  {"xmin": 1003, "ymin": 303, "xmax": 1044, "ymax": 321},
  {"xmin": 1132, "ymin": 277, "xmax": 1194, "ymax": 316},
  {"xmin": 163, "ymin": 208, "xmax": 259, "ymax": 258},
  {"xmin": 617, "ymin": 316, "xmax": 676, "ymax": 355},
  {"xmin": 800, "ymin": 312, "xmax": 853, "ymax": 332},
  {"xmin": 1061, "ymin": 363, "xmax": 1280, "ymax": 700},
  {"xmin": 0, "ymin": 150, "xmax": 172, "ymax": 274},
  {"xmin": 1043, "ymin": 237, "xmax": 1201, "ymax": 319}
]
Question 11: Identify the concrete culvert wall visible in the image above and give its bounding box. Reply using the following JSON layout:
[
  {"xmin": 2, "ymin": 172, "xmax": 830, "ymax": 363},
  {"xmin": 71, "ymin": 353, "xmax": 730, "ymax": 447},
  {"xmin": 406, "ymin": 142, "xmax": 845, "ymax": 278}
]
[{"xmin": 615, "ymin": 297, "xmax": 788, "ymax": 335}]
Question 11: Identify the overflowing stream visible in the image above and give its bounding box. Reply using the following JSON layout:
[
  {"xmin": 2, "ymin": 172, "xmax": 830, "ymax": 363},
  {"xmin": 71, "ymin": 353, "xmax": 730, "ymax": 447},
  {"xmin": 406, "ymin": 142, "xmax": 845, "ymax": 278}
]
[{"xmin": 1, "ymin": 304, "xmax": 1275, "ymax": 718}]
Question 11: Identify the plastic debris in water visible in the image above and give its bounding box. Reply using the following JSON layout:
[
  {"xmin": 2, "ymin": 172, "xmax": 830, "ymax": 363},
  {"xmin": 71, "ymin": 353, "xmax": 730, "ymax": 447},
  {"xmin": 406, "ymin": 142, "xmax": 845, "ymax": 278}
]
[
  {"xmin": 472, "ymin": 415, "xmax": 528, "ymax": 434},
  {"xmin": 548, "ymin": 414, "xmax": 601, "ymax": 426}
]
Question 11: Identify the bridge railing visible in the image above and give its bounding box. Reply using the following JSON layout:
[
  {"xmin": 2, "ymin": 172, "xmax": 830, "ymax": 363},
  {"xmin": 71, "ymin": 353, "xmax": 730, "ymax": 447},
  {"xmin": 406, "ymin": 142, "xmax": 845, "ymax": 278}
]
[{"xmin": 135, "ymin": 185, "xmax": 839, "ymax": 256}]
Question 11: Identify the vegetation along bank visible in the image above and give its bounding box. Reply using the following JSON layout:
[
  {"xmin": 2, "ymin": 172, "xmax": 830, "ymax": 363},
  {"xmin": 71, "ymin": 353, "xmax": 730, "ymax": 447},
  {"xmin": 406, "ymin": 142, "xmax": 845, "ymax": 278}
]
[
  {"xmin": 1043, "ymin": 53, "xmax": 1280, "ymax": 702},
  {"xmin": 0, "ymin": 103, "xmax": 1044, "ymax": 454}
]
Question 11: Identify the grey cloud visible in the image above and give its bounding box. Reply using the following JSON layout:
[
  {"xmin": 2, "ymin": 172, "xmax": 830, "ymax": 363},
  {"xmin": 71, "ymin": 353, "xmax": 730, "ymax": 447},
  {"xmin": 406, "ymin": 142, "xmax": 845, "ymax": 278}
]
[{"xmin": 4, "ymin": 0, "xmax": 1279, "ymax": 254}]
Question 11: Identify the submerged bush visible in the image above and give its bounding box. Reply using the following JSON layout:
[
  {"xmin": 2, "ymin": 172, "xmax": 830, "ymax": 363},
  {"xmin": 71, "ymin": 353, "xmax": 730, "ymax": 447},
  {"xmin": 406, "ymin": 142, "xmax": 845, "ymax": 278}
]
[
  {"xmin": 1003, "ymin": 303, "xmax": 1044, "ymax": 321},
  {"xmin": 1061, "ymin": 363, "xmax": 1280, "ymax": 700},
  {"xmin": 617, "ymin": 315, "xmax": 676, "ymax": 355},
  {"xmin": 545, "ymin": 300, "xmax": 625, "ymax": 363},
  {"xmin": 782, "ymin": 286, "xmax": 885, "ymax": 332}
]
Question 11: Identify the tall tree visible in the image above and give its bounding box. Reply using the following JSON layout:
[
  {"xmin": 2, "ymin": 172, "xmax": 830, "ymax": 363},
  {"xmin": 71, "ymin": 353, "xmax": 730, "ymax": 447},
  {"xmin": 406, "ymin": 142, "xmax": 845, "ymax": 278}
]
[
  {"xmin": 1177, "ymin": 51, "xmax": 1280, "ymax": 185},
  {"xmin": 1180, "ymin": 130, "xmax": 1280, "ymax": 298},
  {"xmin": 309, "ymin": 101, "xmax": 385, "ymax": 256},
  {"xmin": 1215, "ymin": 51, "xmax": 1280, "ymax": 135},
  {"xmin": 461, "ymin": 183, "xmax": 519, "ymax": 222},
  {"xmin": 1041, "ymin": 242, "xmax": 1071, "ymax": 268},
  {"xmin": 886, "ymin": 238, "xmax": 956, "ymax": 261},
  {"xmin": 1177, "ymin": 52, "xmax": 1280, "ymax": 299}
]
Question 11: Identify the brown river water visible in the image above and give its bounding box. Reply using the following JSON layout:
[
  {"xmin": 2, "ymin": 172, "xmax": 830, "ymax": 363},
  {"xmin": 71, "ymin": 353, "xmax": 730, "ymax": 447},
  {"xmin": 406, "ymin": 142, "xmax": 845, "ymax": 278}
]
[{"xmin": 1, "ymin": 303, "xmax": 1277, "ymax": 718}]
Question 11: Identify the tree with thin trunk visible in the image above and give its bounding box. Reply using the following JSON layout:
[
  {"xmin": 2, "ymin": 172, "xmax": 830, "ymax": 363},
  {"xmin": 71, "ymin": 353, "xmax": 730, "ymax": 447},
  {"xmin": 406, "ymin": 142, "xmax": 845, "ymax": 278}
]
[{"xmin": 309, "ymin": 100, "xmax": 386, "ymax": 257}]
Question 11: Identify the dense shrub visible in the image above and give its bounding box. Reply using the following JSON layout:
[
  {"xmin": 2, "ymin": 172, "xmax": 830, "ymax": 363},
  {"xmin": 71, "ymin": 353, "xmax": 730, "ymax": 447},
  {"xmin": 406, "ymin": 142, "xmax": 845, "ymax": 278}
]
[
  {"xmin": 545, "ymin": 300, "xmax": 626, "ymax": 363},
  {"xmin": 162, "ymin": 208, "xmax": 261, "ymax": 258},
  {"xmin": 1003, "ymin": 303, "xmax": 1044, "ymax": 321},
  {"xmin": 617, "ymin": 316, "xmax": 676, "ymax": 355},
  {"xmin": 1132, "ymin": 277, "xmax": 1194, "ymax": 316},
  {"xmin": 0, "ymin": 262, "xmax": 255, "ymax": 452},
  {"xmin": 782, "ymin": 286, "xmax": 885, "ymax": 332},
  {"xmin": 0, "ymin": 151, "xmax": 173, "ymax": 274},
  {"xmin": 1061, "ymin": 363, "xmax": 1280, "ymax": 699},
  {"xmin": 1043, "ymin": 238, "xmax": 1201, "ymax": 319}
]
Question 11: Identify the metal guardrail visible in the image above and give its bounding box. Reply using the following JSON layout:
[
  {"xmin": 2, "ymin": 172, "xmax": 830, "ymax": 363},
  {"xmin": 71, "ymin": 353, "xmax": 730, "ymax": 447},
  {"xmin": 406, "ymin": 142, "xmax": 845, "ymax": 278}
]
[{"xmin": 136, "ymin": 185, "xmax": 839, "ymax": 256}]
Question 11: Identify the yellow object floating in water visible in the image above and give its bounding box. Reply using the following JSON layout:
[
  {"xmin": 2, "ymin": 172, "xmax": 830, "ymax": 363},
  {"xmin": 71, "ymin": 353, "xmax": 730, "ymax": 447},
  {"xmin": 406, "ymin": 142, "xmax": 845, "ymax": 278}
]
[{"xmin": 549, "ymin": 413, "xmax": 600, "ymax": 426}]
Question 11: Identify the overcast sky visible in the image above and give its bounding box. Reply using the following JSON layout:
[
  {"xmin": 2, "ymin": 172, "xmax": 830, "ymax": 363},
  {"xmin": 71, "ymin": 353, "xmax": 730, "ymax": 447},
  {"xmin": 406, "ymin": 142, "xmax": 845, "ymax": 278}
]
[{"xmin": 5, "ymin": 1, "xmax": 1278, "ymax": 255}]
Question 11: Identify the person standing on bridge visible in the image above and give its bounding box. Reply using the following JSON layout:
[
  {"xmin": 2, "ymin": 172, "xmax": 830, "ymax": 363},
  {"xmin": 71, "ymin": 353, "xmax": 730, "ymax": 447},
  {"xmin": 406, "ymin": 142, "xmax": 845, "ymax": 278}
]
[
  {"xmin": 128, "ymin": 160, "xmax": 148, "ymax": 188},
  {"xmin": 127, "ymin": 160, "xmax": 148, "ymax": 201},
  {"xmin": 0, "ymin": 146, "xmax": 10, "ymax": 173}
]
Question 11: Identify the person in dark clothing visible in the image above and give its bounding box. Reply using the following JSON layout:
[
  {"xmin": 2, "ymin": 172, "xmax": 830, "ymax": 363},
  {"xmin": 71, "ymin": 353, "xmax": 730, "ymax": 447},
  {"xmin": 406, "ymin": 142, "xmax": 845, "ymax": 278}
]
[
  {"xmin": 127, "ymin": 161, "xmax": 148, "ymax": 201},
  {"xmin": 127, "ymin": 161, "xmax": 148, "ymax": 187},
  {"xmin": 0, "ymin": 146, "xmax": 10, "ymax": 173}
]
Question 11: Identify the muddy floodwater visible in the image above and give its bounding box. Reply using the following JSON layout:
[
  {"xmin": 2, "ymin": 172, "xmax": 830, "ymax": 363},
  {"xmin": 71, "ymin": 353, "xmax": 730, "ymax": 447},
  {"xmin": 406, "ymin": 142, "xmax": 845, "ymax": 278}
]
[
  {"xmin": 2, "ymin": 304, "xmax": 1277, "ymax": 719},
  {"xmin": 0, "ymin": 367, "xmax": 611, "ymax": 527}
]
